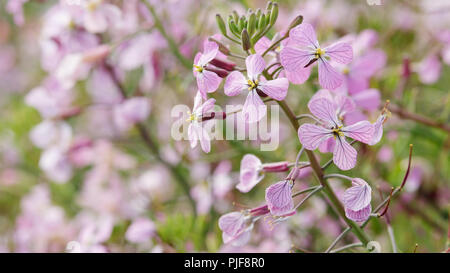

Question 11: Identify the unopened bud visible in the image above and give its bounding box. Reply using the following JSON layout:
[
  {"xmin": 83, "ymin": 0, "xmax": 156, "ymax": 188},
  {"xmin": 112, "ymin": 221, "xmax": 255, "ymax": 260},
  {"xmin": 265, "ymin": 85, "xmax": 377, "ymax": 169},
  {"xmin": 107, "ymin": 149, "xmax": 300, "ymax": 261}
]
[
  {"xmin": 269, "ymin": 3, "xmax": 278, "ymax": 26},
  {"xmin": 209, "ymin": 58, "xmax": 236, "ymax": 71},
  {"xmin": 82, "ymin": 44, "xmax": 110, "ymax": 63},
  {"xmin": 215, "ymin": 14, "xmax": 227, "ymax": 37},
  {"xmin": 204, "ymin": 67, "xmax": 229, "ymax": 78},
  {"xmin": 241, "ymin": 28, "xmax": 251, "ymax": 51},
  {"xmin": 262, "ymin": 161, "xmax": 290, "ymax": 172},
  {"xmin": 286, "ymin": 15, "xmax": 303, "ymax": 35},
  {"xmin": 208, "ymin": 37, "xmax": 230, "ymax": 56},
  {"xmin": 248, "ymin": 12, "xmax": 256, "ymax": 36},
  {"xmin": 258, "ymin": 13, "xmax": 267, "ymax": 30}
]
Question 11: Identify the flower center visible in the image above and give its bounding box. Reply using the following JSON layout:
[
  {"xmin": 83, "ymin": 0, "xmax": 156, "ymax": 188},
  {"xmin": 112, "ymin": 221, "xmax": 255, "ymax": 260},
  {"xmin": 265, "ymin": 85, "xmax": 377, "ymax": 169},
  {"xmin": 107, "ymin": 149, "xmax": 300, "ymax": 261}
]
[
  {"xmin": 247, "ymin": 79, "xmax": 259, "ymax": 90},
  {"xmin": 314, "ymin": 47, "xmax": 326, "ymax": 58},
  {"xmin": 332, "ymin": 125, "xmax": 344, "ymax": 138},
  {"xmin": 87, "ymin": 0, "xmax": 102, "ymax": 11},
  {"xmin": 186, "ymin": 111, "xmax": 197, "ymax": 122},
  {"xmin": 193, "ymin": 65, "xmax": 204, "ymax": 73}
]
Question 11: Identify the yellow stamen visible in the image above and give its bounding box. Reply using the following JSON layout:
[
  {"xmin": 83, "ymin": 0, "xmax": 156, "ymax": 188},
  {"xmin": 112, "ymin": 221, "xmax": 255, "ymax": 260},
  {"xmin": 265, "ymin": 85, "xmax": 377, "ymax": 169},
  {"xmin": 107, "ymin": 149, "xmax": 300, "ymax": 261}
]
[
  {"xmin": 315, "ymin": 47, "xmax": 326, "ymax": 58},
  {"xmin": 247, "ymin": 79, "xmax": 258, "ymax": 90},
  {"xmin": 332, "ymin": 125, "xmax": 344, "ymax": 138},
  {"xmin": 186, "ymin": 111, "xmax": 197, "ymax": 122},
  {"xmin": 193, "ymin": 65, "xmax": 203, "ymax": 73}
]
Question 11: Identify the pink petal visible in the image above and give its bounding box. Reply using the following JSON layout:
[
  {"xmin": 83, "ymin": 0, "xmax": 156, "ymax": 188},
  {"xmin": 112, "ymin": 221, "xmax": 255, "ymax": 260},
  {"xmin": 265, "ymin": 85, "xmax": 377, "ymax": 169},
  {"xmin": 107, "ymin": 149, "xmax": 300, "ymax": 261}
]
[
  {"xmin": 198, "ymin": 41, "xmax": 219, "ymax": 66},
  {"xmin": 351, "ymin": 49, "xmax": 386, "ymax": 79},
  {"xmin": 265, "ymin": 181, "xmax": 294, "ymax": 216},
  {"xmin": 345, "ymin": 204, "xmax": 371, "ymax": 222},
  {"xmin": 245, "ymin": 54, "xmax": 266, "ymax": 80},
  {"xmin": 218, "ymin": 212, "xmax": 246, "ymax": 237},
  {"xmin": 335, "ymin": 94, "xmax": 356, "ymax": 116},
  {"xmin": 333, "ymin": 137, "xmax": 357, "ymax": 170},
  {"xmin": 318, "ymin": 59, "xmax": 343, "ymax": 90},
  {"xmin": 298, "ymin": 123, "xmax": 333, "ymax": 150},
  {"xmin": 345, "ymin": 75, "xmax": 369, "ymax": 95},
  {"xmin": 242, "ymin": 90, "xmax": 267, "ymax": 123},
  {"xmin": 188, "ymin": 124, "xmax": 198, "ymax": 149},
  {"xmin": 318, "ymin": 137, "xmax": 336, "ymax": 153},
  {"xmin": 352, "ymin": 88, "xmax": 380, "ymax": 111},
  {"xmin": 237, "ymin": 154, "xmax": 263, "ymax": 193},
  {"xmin": 289, "ymin": 23, "xmax": 319, "ymax": 48},
  {"xmin": 342, "ymin": 120, "xmax": 374, "ymax": 144},
  {"xmin": 325, "ymin": 42, "xmax": 353, "ymax": 64},
  {"xmin": 192, "ymin": 91, "xmax": 203, "ymax": 112},
  {"xmin": 196, "ymin": 70, "xmax": 221, "ymax": 98},
  {"xmin": 418, "ymin": 54, "xmax": 441, "ymax": 84},
  {"xmin": 307, "ymin": 97, "xmax": 340, "ymax": 126},
  {"xmin": 285, "ymin": 66, "xmax": 312, "ymax": 84},
  {"xmin": 197, "ymin": 125, "xmax": 211, "ymax": 153},
  {"xmin": 258, "ymin": 78, "xmax": 289, "ymax": 101},
  {"xmin": 343, "ymin": 178, "xmax": 372, "ymax": 211},
  {"xmin": 280, "ymin": 47, "xmax": 312, "ymax": 72},
  {"xmin": 254, "ymin": 37, "xmax": 271, "ymax": 55},
  {"xmin": 224, "ymin": 71, "xmax": 247, "ymax": 96},
  {"xmin": 369, "ymin": 114, "xmax": 385, "ymax": 145}
]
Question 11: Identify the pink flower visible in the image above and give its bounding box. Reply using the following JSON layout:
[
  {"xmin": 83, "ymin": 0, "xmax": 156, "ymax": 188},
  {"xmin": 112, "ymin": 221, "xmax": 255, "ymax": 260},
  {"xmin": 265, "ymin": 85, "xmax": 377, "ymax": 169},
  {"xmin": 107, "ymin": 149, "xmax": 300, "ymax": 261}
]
[
  {"xmin": 236, "ymin": 154, "xmax": 290, "ymax": 193},
  {"xmin": 343, "ymin": 178, "xmax": 372, "ymax": 222},
  {"xmin": 417, "ymin": 54, "xmax": 442, "ymax": 84},
  {"xmin": 218, "ymin": 212, "xmax": 252, "ymax": 246},
  {"xmin": 6, "ymin": 0, "xmax": 28, "ymax": 25},
  {"xmin": 113, "ymin": 97, "xmax": 151, "ymax": 131},
  {"xmin": 265, "ymin": 180, "xmax": 294, "ymax": 216},
  {"xmin": 187, "ymin": 92, "xmax": 216, "ymax": 153},
  {"xmin": 298, "ymin": 97, "xmax": 375, "ymax": 170},
  {"xmin": 82, "ymin": 0, "xmax": 122, "ymax": 34},
  {"xmin": 125, "ymin": 218, "xmax": 156, "ymax": 244},
  {"xmin": 236, "ymin": 154, "xmax": 263, "ymax": 193},
  {"xmin": 280, "ymin": 23, "xmax": 353, "ymax": 89},
  {"xmin": 224, "ymin": 54, "xmax": 289, "ymax": 123},
  {"xmin": 193, "ymin": 41, "xmax": 222, "ymax": 99}
]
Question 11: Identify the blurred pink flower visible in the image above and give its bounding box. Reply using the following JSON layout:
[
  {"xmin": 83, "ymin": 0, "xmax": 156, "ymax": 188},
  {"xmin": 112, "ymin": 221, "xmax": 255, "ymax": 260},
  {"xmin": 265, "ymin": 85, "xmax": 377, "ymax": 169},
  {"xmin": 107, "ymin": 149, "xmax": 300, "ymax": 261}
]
[
  {"xmin": 218, "ymin": 211, "xmax": 253, "ymax": 246},
  {"xmin": 417, "ymin": 54, "xmax": 442, "ymax": 84},
  {"xmin": 237, "ymin": 154, "xmax": 263, "ymax": 193},
  {"xmin": 113, "ymin": 97, "xmax": 151, "ymax": 131},
  {"xmin": 125, "ymin": 218, "xmax": 156, "ymax": 244},
  {"xmin": 81, "ymin": 0, "xmax": 122, "ymax": 34},
  {"xmin": 6, "ymin": 0, "xmax": 28, "ymax": 25}
]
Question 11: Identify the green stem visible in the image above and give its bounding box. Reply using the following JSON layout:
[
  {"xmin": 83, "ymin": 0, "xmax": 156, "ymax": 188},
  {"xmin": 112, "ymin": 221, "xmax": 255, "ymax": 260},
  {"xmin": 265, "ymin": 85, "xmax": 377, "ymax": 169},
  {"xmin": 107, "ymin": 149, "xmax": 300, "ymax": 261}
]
[{"xmin": 140, "ymin": 0, "xmax": 192, "ymax": 69}]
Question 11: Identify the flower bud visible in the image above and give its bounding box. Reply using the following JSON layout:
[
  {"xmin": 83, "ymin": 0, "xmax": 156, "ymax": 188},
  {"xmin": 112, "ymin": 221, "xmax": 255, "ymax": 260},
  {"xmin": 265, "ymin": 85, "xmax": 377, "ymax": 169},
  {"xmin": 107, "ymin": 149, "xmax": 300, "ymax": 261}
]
[
  {"xmin": 209, "ymin": 58, "xmax": 235, "ymax": 71},
  {"xmin": 228, "ymin": 16, "xmax": 239, "ymax": 36},
  {"xmin": 286, "ymin": 15, "xmax": 304, "ymax": 35},
  {"xmin": 215, "ymin": 14, "xmax": 227, "ymax": 37},
  {"xmin": 205, "ymin": 67, "xmax": 229, "ymax": 78},
  {"xmin": 241, "ymin": 28, "xmax": 251, "ymax": 51},
  {"xmin": 266, "ymin": 1, "xmax": 273, "ymax": 12},
  {"xmin": 208, "ymin": 37, "xmax": 230, "ymax": 56},
  {"xmin": 258, "ymin": 13, "xmax": 267, "ymax": 30},
  {"xmin": 82, "ymin": 44, "xmax": 110, "ymax": 63},
  {"xmin": 269, "ymin": 3, "xmax": 278, "ymax": 26},
  {"xmin": 262, "ymin": 161, "xmax": 290, "ymax": 172},
  {"xmin": 238, "ymin": 15, "xmax": 246, "ymax": 32},
  {"xmin": 232, "ymin": 10, "xmax": 239, "ymax": 24},
  {"xmin": 247, "ymin": 12, "xmax": 256, "ymax": 36}
]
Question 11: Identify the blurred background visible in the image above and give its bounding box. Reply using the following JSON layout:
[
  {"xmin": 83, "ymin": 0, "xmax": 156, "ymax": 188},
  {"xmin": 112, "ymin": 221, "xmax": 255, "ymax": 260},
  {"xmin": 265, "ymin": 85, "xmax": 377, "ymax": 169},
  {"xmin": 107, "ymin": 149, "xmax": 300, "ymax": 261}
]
[{"xmin": 0, "ymin": 0, "xmax": 448, "ymax": 253}]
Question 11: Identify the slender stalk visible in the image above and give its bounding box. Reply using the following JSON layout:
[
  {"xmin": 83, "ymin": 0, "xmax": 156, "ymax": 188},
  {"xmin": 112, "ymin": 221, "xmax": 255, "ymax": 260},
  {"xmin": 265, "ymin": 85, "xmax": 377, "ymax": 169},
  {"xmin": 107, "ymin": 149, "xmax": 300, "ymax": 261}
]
[
  {"xmin": 387, "ymin": 225, "xmax": 398, "ymax": 253},
  {"xmin": 292, "ymin": 186, "xmax": 321, "ymax": 198},
  {"xmin": 323, "ymin": 173, "xmax": 353, "ymax": 182},
  {"xmin": 388, "ymin": 104, "xmax": 450, "ymax": 133},
  {"xmin": 330, "ymin": 243, "xmax": 364, "ymax": 253},
  {"xmin": 140, "ymin": 0, "xmax": 192, "ymax": 69},
  {"xmin": 294, "ymin": 186, "xmax": 323, "ymax": 210},
  {"xmin": 262, "ymin": 35, "xmax": 288, "ymax": 57}
]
